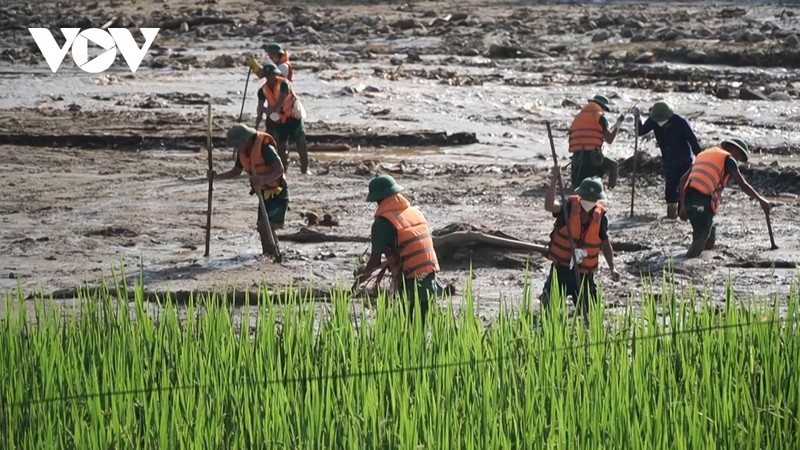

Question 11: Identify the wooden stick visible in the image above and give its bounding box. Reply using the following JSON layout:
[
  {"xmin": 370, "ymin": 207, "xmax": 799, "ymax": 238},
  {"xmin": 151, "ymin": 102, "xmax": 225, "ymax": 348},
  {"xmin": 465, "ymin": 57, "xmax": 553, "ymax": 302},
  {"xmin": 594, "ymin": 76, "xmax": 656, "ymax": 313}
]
[
  {"xmin": 546, "ymin": 121, "xmax": 583, "ymax": 302},
  {"xmin": 765, "ymin": 210, "xmax": 778, "ymax": 250},
  {"xmin": 629, "ymin": 115, "xmax": 639, "ymax": 218},
  {"xmin": 238, "ymin": 67, "xmax": 252, "ymax": 122},
  {"xmin": 203, "ymin": 103, "xmax": 213, "ymax": 257}
]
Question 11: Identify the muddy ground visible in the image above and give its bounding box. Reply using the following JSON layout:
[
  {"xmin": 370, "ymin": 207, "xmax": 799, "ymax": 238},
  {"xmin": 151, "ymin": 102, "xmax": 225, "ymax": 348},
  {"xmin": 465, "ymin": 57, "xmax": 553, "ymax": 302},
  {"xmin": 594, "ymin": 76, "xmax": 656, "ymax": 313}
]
[{"xmin": 1, "ymin": 0, "xmax": 799, "ymax": 318}]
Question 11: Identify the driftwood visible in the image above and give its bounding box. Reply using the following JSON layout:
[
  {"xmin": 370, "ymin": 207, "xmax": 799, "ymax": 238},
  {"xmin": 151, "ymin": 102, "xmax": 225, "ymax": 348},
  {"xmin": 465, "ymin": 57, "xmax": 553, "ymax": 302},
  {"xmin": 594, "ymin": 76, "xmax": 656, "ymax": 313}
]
[
  {"xmin": 434, "ymin": 231, "xmax": 548, "ymax": 257},
  {"xmin": 280, "ymin": 226, "xmax": 547, "ymax": 256},
  {"xmin": 279, "ymin": 228, "xmax": 369, "ymax": 244}
]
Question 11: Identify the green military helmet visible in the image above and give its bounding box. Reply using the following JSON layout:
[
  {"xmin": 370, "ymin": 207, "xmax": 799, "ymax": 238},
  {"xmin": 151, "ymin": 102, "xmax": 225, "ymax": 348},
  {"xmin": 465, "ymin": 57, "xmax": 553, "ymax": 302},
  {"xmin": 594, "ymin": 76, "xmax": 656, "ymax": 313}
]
[
  {"xmin": 265, "ymin": 43, "xmax": 285, "ymax": 54},
  {"xmin": 366, "ymin": 174, "xmax": 404, "ymax": 202},
  {"xmin": 721, "ymin": 137, "xmax": 750, "ymax": 162},
  {"xmin": 589, "ymin": 94, "xmax": 612, "ymax": 112},
  {"xmin": 575, "ymin": 176, "xmax": 607, "ymax": 201},
  {"xmin": 261, "ymin": 62, "xmax": 282, "ymax": 76},
  {"xmin": 226, "ymin": 123, "xmax": 257, "ymax": 147},
  {"xmin": 649, "ymin": 101, "xmax": 674, "ymax": 120}
]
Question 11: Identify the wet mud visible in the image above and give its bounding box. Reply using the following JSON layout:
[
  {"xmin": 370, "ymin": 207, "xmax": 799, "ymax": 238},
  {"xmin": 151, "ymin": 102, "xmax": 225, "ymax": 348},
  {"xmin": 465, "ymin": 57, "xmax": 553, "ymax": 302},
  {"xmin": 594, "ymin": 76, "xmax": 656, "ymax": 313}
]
[{"xmin": 1, "ymin": 0, "xmax": 799, "ymax": 319}]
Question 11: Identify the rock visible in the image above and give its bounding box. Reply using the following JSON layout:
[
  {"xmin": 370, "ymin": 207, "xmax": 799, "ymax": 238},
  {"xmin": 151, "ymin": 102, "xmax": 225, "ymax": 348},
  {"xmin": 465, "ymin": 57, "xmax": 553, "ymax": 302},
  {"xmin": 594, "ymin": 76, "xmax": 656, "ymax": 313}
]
[
  {"xmin": 607, "ymin": 50, "xmax": 627, "ymax": 61},
  {"xmin": 660, "ymin": 28, "xmax": 682, "ymax": 41},
  {"xmin": 461, "ymin": 48, "xmax": 480, "ymax": 57},
  {"xmin": 747, "ymin": 32, "xmax": 767, "ymax": 43},
  {"xmin": 784, "ymin": 34, "xmax": 799, "ymax": 47},
  {"xmin": 592, "ymin": 30, "xmax": 610, "ymax": 42},
  {"xmin": 451, "ymin": 13, "xmax": 469, "ymax": 22},
  {"xmin": 620, "ymin": 27, "xmax": 633, "ymax": 39},
  {"xmin": 714, "ymin": 85, "xmax": 731, "ymax": 99},
  {"xmin": 624, "ymin": 18, "xmax": 644, "ymax": 29},
  {"xmin": 360, "ymin": 15, "xmax": 380, "ymax": 26},
  {"xmin": 208, "ymin": 54, "xmax": 235, "ymax": 68},
  {"xmin": 718, "ymin": 33, "xmax": 733, "ymax": 42},
  {"xmin": 597, "ymin": 14, "xmax": 614, "ymax": 28},
  {"xmin": 633, "ymin": 51, "xmax": 655, "ymax": 64},
  {"xmin": 488, "ymin": 44, "xmax": 545, "ymax": 59},
  {"xmin": 180, "ymin": 21, "xmax": 189, "ymax": 32},
  {"xmin": 548, "ymin": 44, "xmax": 567, "ymax": 53},
  {"xmin": 631, "ymin": 33, "xmax": 648, "ymax": 42},
  {"xmin": 768, "ymin": 91, "xmax": 792, "ymax": 101},
  {"xmin": 739, "ymin": 87, "xmax": 769, "ymax": 101},
  {"xmin": 406, "ymin": 52, "xmax": 422, "ymax": 63},
  {"xmin": 686, "ymin": 50, "xmax": 706, "ymax": 63},
  {"xmin": 694, "ymin": 26, "xmax": 714, "ymax": 38},
  {"xmin": 391, "ymin": 18, "xmax": 423, "ymax": 30}
]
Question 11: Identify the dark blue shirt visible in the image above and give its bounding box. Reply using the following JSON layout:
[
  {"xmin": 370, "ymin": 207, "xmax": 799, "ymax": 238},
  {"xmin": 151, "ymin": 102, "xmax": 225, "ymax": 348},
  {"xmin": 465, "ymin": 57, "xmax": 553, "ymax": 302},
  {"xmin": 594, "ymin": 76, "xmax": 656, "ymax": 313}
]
[{"xmin": 636, "ymin": 114, "xmax": 702, "ymax": 165}]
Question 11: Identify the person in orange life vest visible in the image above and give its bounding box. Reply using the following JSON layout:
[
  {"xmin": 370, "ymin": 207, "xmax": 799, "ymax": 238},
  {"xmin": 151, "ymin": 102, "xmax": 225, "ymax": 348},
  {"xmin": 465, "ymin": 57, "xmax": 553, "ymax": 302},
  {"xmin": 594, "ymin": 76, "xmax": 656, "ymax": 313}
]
[
  {"xmin": 678, "ymin": 138, "xmax": 771, "ymax": 258},
  {"xmin": 355, "ymin": 174, "xmax": 446, "ymax": 323},
  {"xmin": 255, "ymin": 63, "xmax": 310, "ymax": 175},
  {"xmin": 541, "ymin": 168, "xmax": 621, "ymax": 313},
  {"xmin": 208, "ymin": 124, "xmax": 288, "ymax": 256},
  {"xmin": 265, "ymin": 43, "xmax": 293, "ymax": 80},
  {"xmin": 568, "ymin": 94, "xmax": 625, "ymax": 190}
]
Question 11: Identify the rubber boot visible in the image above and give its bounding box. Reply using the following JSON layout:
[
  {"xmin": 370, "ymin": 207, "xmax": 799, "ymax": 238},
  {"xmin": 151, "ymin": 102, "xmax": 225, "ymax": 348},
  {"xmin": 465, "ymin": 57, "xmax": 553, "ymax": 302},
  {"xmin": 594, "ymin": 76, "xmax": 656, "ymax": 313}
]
[
  {"xmin": 686, "ymin": 229, "xmax": 710, "ymax": 258},
  {"xmin": 667, "ymin": 203, "xmax": 678, "ymax": 219},
  {"xmin": 297, "ymin": 135, "xmax": 310, "ymax": 174},
  {"xmin": 257, "ymin": 221, "xmax": 275, "ymax": 256},
  {"xmin": 704, "ymin": 225, "xmax": 716, "ymax": 250},
  {"xmin": 607, "ymin": 161, "xmax": 619, "ymax": 189}
]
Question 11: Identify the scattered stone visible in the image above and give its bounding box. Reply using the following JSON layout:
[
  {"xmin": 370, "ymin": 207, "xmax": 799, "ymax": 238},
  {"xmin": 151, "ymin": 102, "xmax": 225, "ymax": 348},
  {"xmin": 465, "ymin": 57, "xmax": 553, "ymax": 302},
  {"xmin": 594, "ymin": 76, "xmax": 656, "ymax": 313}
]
[
  {"xmin": 561, "ymin": 98, "xmax": 580, "ymax": 108},
  {"xmin": 208, "ymin": 54, "xmax": 235, "ymax": 68},
  {"xmin": 739, "ymin": 87, "xmax": 770, "ymax": 101},
  {"xmin": 180, "ymin": 21, "xmax": 189, "ymax": 33},
  {"xmin": 633, "ymin": 51, "xmax": 655, "ymax": 64},
  {"xmin": 85, "ymin": 227, "xmax": 138, "ymax": 238},
  {"xmin": 686, "ymin": 50, "xmax": 707, "ymax": 63},
  {"xmin": 592, "ymin": 30, "xmax": 610, "ymax": 42},
  {"xmin": 620, "ymin": 27, "xmax": 633, "ymax": 39},
  {"xmin": 406, "ymin": 52, "xmax": 422, "ymax": 63},
  {"xmin": 768, "ymin": 91, "xmax": 792, "ymax": 101},
  {"xmin": 488, "ymin": 44, "xmax": 547, "ymax": 59},
  {"xmin": 631, "ymin": 33, "xmax": 648, "ymax": 42},
  {"xmin": 461, "ymin": 48, "xmax": 480, "ymax": 57},
  {"xmin": 784, "ymin": 34, "xmax": 800, "ymax": 47},
  {"xmin": 747, "ymin": 31, "xmax": 767, "ymax": 43},
  {"xmin": 391, "ymin": 18, "xmax": 423, "ymax": 30},
  {"xmin": 548, "ymin": 44, "xmax": 567, "ymax": 53},
  {"xmin": 624, "ymin": 18, "xmax": 644, "ymax": 30},
  {"xmin": 714, "ymin": 85, "xmax": 731, "ymax": 99}
]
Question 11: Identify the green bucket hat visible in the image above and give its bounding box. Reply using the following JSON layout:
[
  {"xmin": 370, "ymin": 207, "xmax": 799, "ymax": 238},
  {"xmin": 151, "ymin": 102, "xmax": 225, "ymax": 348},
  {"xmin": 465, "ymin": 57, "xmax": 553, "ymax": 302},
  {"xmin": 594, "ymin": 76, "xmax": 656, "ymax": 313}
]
[
  {"xmin": 265, "ymin": 43, "xmax": 285, "ymax": 54},
  {"xmin": 226, "ymin": 123, "xmax": 257, "ymax": 147},
  {"xmin": 574, "ymin": 177, "xmax": 607, "ymax": 201},
  {"xmin": 367, "ymin": 174, "xmax": 404, "ymax": 202},
  {"xmin": 721, "ymin": 137, "xmax": 750, "ymax": 162},
  {"xmin": 649, "ymin": 101, "xmax": 674, "ymax": 120},
  {"xmin": 589, "ymin": 94, "xmax": 612, "ymax": 112}
]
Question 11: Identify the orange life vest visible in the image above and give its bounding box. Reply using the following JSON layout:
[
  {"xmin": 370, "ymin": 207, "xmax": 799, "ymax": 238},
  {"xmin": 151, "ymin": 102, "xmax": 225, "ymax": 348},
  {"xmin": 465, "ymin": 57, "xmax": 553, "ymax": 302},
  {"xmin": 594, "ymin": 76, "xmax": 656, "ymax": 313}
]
[
  {"xmin": 568, "ymin": 102, "xmax": 605, "ymax": 153},
  {"xmin": 237, "ymin": 132, "xmax": 282, "ymax": 190},
  {"xmin": 375, "ymin": 193, "xmax": 440, "ymax": 281},
  {"xmin": 275, "ymin": 52, "xmax": 293, "ymax": 81},
  {"xmin": 683, "ymin": 146, "xmax": 730, "ymax": 214},
  {"xmin": 547, "ymin": 196, "xmax": 605, "ymax": 274},
  {"xmin": 261, "ymin": 76, "xmax": 297, "ymax": 123}
]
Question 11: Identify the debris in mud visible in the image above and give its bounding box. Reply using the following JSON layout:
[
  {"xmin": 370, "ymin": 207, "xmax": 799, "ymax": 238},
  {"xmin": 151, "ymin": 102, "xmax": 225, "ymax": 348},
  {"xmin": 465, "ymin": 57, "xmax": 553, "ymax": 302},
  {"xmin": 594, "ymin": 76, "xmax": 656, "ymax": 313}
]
[
  {"xmin": 739, "ymin": 87, "xmax": 770, "ymax": 101},
  {"xmin": 300, "ymin": 212, "xmax": 339, "ymax": 227},
  {"xmin": 85, "ymin": 227, "xmax": 138, "ymax": 238},
  {"xmin": 488, "ymin": 44, "xmax": 548, "ymax": 59}
]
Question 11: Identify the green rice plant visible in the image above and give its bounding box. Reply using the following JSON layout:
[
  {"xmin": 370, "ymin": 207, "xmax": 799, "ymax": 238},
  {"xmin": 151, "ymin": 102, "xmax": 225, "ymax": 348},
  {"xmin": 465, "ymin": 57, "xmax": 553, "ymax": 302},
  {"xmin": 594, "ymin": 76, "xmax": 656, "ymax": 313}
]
[{"xmin": 0, "ymin": 273, "xmax": 798, "ymax": 449}]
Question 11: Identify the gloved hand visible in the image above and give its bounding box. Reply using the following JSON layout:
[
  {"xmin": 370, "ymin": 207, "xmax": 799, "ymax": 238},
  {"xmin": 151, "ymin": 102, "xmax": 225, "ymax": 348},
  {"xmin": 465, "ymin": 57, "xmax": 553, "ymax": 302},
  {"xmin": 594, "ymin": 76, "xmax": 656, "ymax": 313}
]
[{"xmin": 569, "ymin": 248, "xmax": 588, "ymax": 269}]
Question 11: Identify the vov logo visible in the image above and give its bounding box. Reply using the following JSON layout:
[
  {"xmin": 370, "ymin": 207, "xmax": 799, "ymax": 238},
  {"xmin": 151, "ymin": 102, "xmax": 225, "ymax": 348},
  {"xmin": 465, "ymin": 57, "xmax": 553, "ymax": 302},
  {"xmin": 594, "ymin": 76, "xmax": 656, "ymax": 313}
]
[{"xmin": 28, "ymin": 28, "xmax": 160, "ymax": 74}]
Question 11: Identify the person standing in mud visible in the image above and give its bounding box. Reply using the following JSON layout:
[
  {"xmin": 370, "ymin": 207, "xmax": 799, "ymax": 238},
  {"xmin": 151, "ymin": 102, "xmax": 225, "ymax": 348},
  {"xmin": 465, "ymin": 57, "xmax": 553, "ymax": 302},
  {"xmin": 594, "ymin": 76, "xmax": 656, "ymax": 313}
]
[
  {"xmin": 254, "ymin": 63, "xmax": 310, "ymax": 175},
  {"xmin": 541, "ymin": 168, "xmax": 621, "ymax": 314},
  {"xmin": 568, "ymin": 94, "xmax": 624, "ymax": 190},
  {"xmin": 265, "ymin": 43, "xmax": 293, "ymax": 80},
  {"xmin": 678, "ymin": 138, "xmax": 771, "ymax": 258},
  {"xmin": 208, "ymin": 124, "xmax": 288, "ymax": 256},
  {"xmin": 355, "ymin": 174, "xmax": 446, "ymax": 323},
  {"xmin": 633, "ymin": 101, "xmax": 702, "ymax": 219}
]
